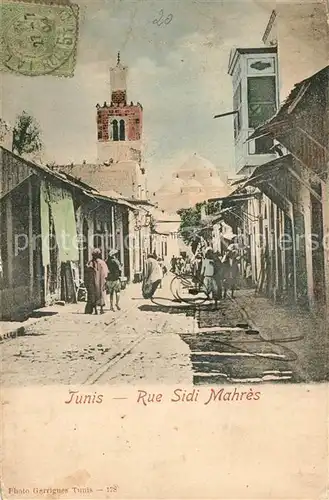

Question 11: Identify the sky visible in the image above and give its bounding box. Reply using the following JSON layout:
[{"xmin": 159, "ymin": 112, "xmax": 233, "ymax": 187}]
[{"xmin": 2, "ymin": 0, "xmax": 274, "ymax": 190}]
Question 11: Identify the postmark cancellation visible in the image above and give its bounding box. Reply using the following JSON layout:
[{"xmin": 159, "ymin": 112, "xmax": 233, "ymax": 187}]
[{"xmin": 0, "ymin": 1, "xmax": 79, "ymax": 77}]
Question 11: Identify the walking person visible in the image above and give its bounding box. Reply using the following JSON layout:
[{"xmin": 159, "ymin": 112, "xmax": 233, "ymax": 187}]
[
  {"xmin": 106, "ymin": 249, "xmax": 122, "ymax": 311},
  {"xmin": 84, "ymin": 248, "xmax": 108, "ymax": 315},
  {"xmin": 222, "ymin": 250, "xmax": 239, "ymax": 299},
  {"xmin": 142, "ymin": 253, "xmax": 163, "ymax": 299},
  {"xmin": 200, "ymin": 248, "xmax": 217, "ymax": 304}
]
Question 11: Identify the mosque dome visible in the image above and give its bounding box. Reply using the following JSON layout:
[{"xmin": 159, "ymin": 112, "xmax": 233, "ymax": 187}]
[
  {"xmin": 157, "ymin": 175, "xmax": 185, "ymax": 195},
  {"xmin": 175, "ymin": 153, "xmax": 217, "ymax": 181},
  {"xmin": 202, "ymin": 174, "xmax": 231, "ymax": 198},
  {"xmin": 156, "ymin": 153, "xmax": 230, "ymax": 212},
  {"xmin": 181, "ymin": 178, "xmax": 204, "ymax": 193}
]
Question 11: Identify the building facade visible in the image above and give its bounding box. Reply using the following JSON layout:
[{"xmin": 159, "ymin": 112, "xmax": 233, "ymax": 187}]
[
  {"xmin": 248, "ymin": 68, "xmax": 329, "ymax": 313},
  {"xmin": 215, "ymin": 4, "xmax": 329, "ymax": 315},
  {"xmin": 150, "ymin": 209, "xmax": 181, "ymax": 266},
  {"xmin": 0, "ymin": 147, "xmax": 136, "ymax": 320}
]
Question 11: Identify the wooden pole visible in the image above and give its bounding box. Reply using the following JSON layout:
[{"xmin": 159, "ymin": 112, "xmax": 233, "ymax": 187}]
[
  {"xmin": 302, "ymin": 186, "xmax": 314, "ymax": 308},
  {"xmin": 290, "ymin": 207, "xmax": 298, "ymax": 303},
  {"xmin": 321, "ymin": 179, "xmax": 329, "ymax": 319},
  {"xmin": 274, "ymin": 203, "xmax": 279, "ymax": 294}
]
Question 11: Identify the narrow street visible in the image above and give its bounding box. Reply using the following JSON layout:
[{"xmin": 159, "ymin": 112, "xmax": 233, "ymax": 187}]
[
  {"xmin": 1, "ymin": 278, "xmax": 194, "ymax": 386},
  {"xmin": 2, "ymin": 275, "xmax": 328, "ymax": 387}
]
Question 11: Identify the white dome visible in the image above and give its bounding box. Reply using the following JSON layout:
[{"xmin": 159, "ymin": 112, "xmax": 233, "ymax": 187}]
[
  {"xmin": 177, "ymin": 153, "xmax": 217, "ymax": 176},
  {"xmin": 181, "ymin": 178, "xmax": 205, "ymax": 193},
  {"xmin": 203, "ymin": 175, "xmax": 231, "ymax": 197},
  {"xmin": 203, "ymin": 174, "xmax": 226, "ymax": 187},
  {"xmin": 157, "ymin": 176, "xmax": 185, "ymax": 195}
]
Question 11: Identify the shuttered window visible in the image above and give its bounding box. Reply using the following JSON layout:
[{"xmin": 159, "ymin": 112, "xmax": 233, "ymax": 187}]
[{"xmin": 247, "ymin": 76, "xmax": 276, "ymax": 128}]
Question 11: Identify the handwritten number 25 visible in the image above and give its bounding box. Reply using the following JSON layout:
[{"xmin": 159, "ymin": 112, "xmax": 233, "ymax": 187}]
[{"xmin": 153, "ymin": 9, "xmax": 173, "ymax": 27}]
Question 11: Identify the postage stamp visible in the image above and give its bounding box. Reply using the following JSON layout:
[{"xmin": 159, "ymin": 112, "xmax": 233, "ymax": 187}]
[{"xmin": 0, "ymin": 1, "xmax": 79, "ymax": 77}]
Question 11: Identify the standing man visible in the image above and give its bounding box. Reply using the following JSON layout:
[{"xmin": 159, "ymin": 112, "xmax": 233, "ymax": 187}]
[
  {"xmin": 85, "ymin": 248, "xmax": 108, "ymax": 315},
  {"xmin": 192, "ymin": 253, "xmax": 203, "ymax": 288},
  {"xmin": 200, "ymin": 248, "xmax": 217, "ymax": 303},
  {"xmin": 106, "ymin": 249, "xmax": 122, "ymax": 311},
  {"xmin": 221, "ymin": 250, "xmax": 239, "ymax": 298},
  {"xmin": 170, "ymin": 256, "xmax": 177, "ymax": 273}
]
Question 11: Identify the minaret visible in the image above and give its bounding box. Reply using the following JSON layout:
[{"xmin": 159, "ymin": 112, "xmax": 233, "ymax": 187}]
[
  {"xmin": 95, "ymin": 53, "xmax": 146, "ymax": 199},
  {"xmin": 110, "ymin": 52, "xmax": 128, "ymax": 105},
  {"xmin": 96, "ymin": 53, "xmax": 143, "ymax": 165}
]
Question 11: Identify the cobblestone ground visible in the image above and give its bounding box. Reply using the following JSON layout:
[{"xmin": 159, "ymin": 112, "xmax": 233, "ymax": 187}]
[
  {"xmin": 1, "ymin": 278, "xmax": 328, "ymax": 386},
  {"xmin": 1, "ymin": 277, "xmax": 195, "ymax": 387}
]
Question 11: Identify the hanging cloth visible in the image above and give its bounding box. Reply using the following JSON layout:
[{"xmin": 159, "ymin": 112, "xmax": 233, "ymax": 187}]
[
  {"xmin": 40, "ymin": 180, "xmax": 50, "ymax": 267},
  {"xmin": 48, "ymin": 184, "xmax": 79, "ymax": 263}
]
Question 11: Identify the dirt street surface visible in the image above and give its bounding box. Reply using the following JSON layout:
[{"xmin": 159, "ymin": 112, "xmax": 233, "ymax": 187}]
[
  {"xmin": 1, "ymin": 278, "xmax": 328, "ymax": 386},
  {"xmin": 1, "ymin": 280, "xmax": 195, "ymax": 386}
]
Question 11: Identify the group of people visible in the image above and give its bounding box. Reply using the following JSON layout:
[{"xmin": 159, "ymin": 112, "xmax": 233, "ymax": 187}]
[
  {"xmin": 84, "ymin": 249, "xmax": 169, "ymax": 312},
  {"xmin": 84, "ymin": 248, "xmax": 122, "ymax": 315},
  {"xmin": 170, "ymin": 248, "xmax": 241, "ymax": 307},
  {"xmin": 197, "ymin": 247, "xmax": 240, "ymax": 308},
  {"xmin": 170, "ymin": 255, "xmax": 192, "ymax": 275},
  {"xmin": 83, "ymin": 244, "xmax": 244, "ymax": 313}
]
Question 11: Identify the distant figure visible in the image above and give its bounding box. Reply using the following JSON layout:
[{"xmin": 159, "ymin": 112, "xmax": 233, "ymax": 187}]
[
  {"xmin": 171, "ymin": 256, "xmax": 177, "ymax": 273},
  {"xmin": 222, "ymin": 250, "xmax": 239, "ymax": 298},
  {"xmin": 175, "ymin": 257, "xmax": 184, "ymax": 274},
  {"xmin": 192, "ymin": 253, "xmax": 203, "ymax": 287},
  {"xmin": 213, "ymin": 252, "xmax": 224, "ymax": 307},
  {"xmin": 245, "ymin": 261, "xmax": 252, "ymax": 287},
  {"xmin": 142, "ymin": 253, "xmax": 163, "ymax": 298},
  {"xmin": 201, "ymin": 248, "xmax": 217, "ymax": 300},
  {"xmin": 106, "ymin": 249, "xmax": 122, "ymax": 311},
  {"xmin": 85, "ymin": 248, "xmax": 108, "ymax": 315},
  {"xmin": 183, "ymin": 258, "xmax": 192, "ymax": 274}
]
